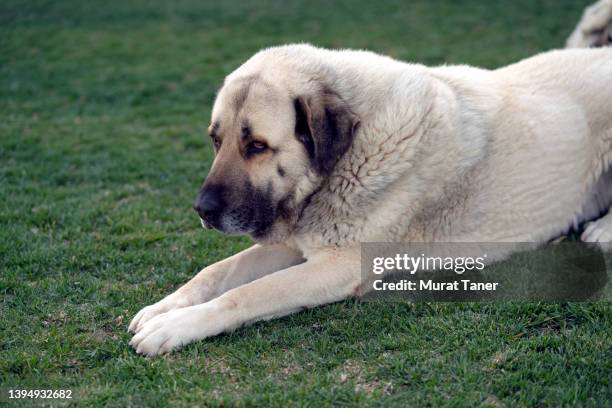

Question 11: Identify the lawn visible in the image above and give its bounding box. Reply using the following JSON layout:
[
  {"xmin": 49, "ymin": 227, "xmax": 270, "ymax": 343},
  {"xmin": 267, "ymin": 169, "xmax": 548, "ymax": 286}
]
[{"xmin": 1, "ymin": 0, "xmax": 611, "ymax": 406}]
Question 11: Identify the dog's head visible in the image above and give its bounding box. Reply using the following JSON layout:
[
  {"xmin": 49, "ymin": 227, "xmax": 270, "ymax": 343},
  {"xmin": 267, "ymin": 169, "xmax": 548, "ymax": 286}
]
[{"xmin": 194, "ymin": 54, "xmax": 359, "ymax": 241}]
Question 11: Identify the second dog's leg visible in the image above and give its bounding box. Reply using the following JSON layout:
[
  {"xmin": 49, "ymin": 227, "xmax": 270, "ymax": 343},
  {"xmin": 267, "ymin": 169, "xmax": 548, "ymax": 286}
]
[
  {"xmin": 582, "ymin": 208, "xmax": 612, "ymax": 247},
  {"xmin": 566, "ymin": 0, "xmax": 612, "ymax": 48}
]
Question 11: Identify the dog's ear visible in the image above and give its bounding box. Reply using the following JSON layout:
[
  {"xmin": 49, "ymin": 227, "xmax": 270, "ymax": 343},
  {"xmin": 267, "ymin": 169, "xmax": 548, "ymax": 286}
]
[{"xmin": 294, "ymin": 90, "xmax": 359, "ymax": 176}]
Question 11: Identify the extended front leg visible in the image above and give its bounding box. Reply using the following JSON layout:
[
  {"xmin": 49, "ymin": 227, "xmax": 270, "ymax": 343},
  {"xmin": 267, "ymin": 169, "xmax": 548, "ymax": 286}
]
[
  {"xmin": 128, "ymin": 243, "xmax": 304, "ymax": 333},
  {"xmin": 130, "ymin": 247, "xmax": 361, "ymax": 356}
]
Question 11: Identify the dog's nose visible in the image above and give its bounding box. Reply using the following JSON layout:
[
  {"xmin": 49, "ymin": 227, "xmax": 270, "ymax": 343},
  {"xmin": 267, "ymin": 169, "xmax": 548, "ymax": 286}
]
[{"xmin": 194, "ymin": 185, "xmax": 224, "ymax": 219}]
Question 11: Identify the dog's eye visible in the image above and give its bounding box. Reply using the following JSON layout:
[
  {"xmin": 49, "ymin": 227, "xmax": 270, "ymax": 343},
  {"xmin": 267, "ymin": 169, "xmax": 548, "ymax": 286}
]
[
  {"xmin": 211, "ymin": 136, "xmax": 221, "ymax": 150},
  {"xmin": 247, "ymin": 141, "xmax": 268, "ymax": 155}
]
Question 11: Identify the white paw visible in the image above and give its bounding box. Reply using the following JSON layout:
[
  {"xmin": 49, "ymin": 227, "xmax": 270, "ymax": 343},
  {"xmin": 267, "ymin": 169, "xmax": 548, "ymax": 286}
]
[
  {"xmin": 129, "ymin": 304, "xmax": 223, "ymax": 356},
  {"xmin": 582, "ymin": 216, "xmax": 612, "ymax": 252},
  {"xmin": 128, "ymin": 295, "xmax": 191, "ymax": 334}
]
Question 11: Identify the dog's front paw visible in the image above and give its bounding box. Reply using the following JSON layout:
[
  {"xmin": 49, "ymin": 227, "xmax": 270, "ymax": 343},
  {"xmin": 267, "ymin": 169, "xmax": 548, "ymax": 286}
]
[
  {"xmin": 129, "ymin": 304, "xmax": 223, "ymax": 356},
  {"xmin": 582, "ymin": 215, "xmax": 612, "ymax": 252},
  {"xmin": 128, "ymin": 295, "xmax": 191, "ymax": 334}
]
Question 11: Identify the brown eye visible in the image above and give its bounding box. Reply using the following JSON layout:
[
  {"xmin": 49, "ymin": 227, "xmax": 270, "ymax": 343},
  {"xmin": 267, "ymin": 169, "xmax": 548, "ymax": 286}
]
[
  {"xmin": 247, "ymin": 140, "xmax": 268, "ymax": 155},
  {"xmin": 211, "ymin": 136, "xmax": 221, "ymax": 150}
]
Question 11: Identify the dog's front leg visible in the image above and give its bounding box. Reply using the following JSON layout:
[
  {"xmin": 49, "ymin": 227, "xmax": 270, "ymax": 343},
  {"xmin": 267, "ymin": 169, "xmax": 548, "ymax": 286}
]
[
  {"xmin": 128, "ymin": 243, "xmax": 304, "ymax": 333},
  {"xmin": 130, "ymin": 247, "xmax": 361, "ymax": 356}
]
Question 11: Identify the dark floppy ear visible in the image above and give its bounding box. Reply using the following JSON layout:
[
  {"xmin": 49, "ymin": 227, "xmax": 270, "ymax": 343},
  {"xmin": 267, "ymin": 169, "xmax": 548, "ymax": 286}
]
[{"xmin": 293, "ymin": 90, "xmax": 359, "ymax": 176}]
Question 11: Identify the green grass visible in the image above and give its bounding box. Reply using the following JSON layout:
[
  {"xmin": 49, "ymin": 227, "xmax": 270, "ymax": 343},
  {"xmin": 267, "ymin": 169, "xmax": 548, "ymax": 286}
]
[{"xmin": 1, "ymin": 0, "xmax": 611, "ymax": 406}]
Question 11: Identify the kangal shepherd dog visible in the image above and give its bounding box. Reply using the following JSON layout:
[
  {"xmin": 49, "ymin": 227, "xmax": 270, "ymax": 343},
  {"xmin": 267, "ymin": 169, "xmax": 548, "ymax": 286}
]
[{"xmin": 130, "ymin": 1, "xmax": 612, "ymax": 355}]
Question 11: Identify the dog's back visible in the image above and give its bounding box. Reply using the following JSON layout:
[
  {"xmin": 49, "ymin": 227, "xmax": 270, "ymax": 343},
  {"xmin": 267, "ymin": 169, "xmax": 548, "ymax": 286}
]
[{"xmin": 497, "ymin": 48, "xmax": 612, "ymax": 140}]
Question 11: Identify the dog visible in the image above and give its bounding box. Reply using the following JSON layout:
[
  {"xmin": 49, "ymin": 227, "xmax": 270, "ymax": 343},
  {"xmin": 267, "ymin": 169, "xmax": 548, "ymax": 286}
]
[{"xmin": 129, "ymin": 6, "xmax": 612, "ymax": 356}]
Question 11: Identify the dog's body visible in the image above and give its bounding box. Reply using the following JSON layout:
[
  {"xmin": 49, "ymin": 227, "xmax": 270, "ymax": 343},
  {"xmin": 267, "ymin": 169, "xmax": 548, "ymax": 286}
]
[
  {"xmin": 266, "ymin": 46, "xmax": 612, "ymax": 248},
  {"xmin": 129, "ymin": 16, "xmax": 612, "ymax": 356}
]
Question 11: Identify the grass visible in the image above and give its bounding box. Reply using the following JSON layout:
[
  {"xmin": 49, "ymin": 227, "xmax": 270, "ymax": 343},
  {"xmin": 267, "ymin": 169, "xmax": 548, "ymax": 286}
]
[{"xmin": 1, "ymin": 0, "xmax": 611, "ymax": 406}]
